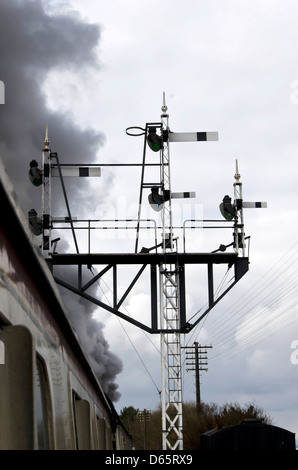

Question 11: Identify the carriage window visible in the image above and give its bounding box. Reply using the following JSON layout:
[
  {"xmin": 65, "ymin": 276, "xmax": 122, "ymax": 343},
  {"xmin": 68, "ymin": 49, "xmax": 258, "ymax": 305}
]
[
  {"xmin": 72, "ymin": 393, "xmax": 91, "ymax": 450},
  {"xmin": 0, "ymin": 325, "xmax": 34, "ymax": 449},
  {"xmin": 35, "ymin": 358, "xmax": 51, "ymax": 449},
  {"xmin": 0, "ymin": 340, "xmax": 4, "ymax": 364},
  {"xmin": 96, "ymin": 416, "xmax": 107, "ymax": 449},
  {"xmin": 106, "ymin": 423, "xmax": 113, "ymax": 450}
]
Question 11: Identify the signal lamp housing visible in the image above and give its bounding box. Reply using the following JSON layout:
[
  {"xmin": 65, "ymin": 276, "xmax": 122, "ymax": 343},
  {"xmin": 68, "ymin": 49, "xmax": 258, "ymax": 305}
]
[
  {"xmin": 147, "ymin": 127, "xmax": 162, "ymax": 152},
  {"xmin": 28, "ymin": 160, "xmax": 42, "ymax": 186},
  {"xmin": 28, "ymin": 209, "xmax": 42, "ymax": 235},
  {"xmin": 219, "ymin": 195, "xmax": 236, "ymax": 220}
]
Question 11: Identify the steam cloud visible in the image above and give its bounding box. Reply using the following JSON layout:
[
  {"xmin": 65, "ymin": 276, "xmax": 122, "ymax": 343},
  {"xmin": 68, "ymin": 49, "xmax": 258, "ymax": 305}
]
[{"xmin": 0, "ymin": 0, "xmax": 123, "ymax": 401}]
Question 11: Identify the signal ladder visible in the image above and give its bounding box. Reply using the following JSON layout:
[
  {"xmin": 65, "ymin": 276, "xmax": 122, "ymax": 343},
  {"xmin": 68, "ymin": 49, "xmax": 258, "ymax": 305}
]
[{"xmin": 160, "ymin": 266, "xmax": 183, "ymax": 449}]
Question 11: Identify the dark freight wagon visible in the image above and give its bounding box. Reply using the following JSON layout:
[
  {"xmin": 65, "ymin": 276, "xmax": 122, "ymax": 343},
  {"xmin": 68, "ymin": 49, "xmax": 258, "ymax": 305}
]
[{"xmin": 201, "ymin": 419, "xmax": 296, "ymax": 450}]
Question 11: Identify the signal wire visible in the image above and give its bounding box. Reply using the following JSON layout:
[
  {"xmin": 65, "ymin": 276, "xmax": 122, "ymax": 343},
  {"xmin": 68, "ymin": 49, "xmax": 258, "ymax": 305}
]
[
  {"xmin": 181, "ymin": 243, "xmax": 297, "ymax": 392},
  {"xmin": 203, "ymin": 243, "xmax": 296, "ymax": 364},
  {"xmin": 89, "ymin": 266, "xmax": 161, "ymax": 396},
  {"xmin": 206, "ymin": 244, "xmax": 297, "ymax": 345}
]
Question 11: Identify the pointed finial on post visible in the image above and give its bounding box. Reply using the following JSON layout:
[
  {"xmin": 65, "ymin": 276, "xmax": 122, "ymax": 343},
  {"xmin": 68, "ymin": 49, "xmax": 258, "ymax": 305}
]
[
  {"xmin": 234, "ymin": 159, "xmax": 241, "ymax": 182},
  {"xmin": 43, "ymin": 124, "xmax": 50, "ymax": 151},
  {"xmin": 161, "ymin": 92, "xmax": 168, "ymax": 114}
]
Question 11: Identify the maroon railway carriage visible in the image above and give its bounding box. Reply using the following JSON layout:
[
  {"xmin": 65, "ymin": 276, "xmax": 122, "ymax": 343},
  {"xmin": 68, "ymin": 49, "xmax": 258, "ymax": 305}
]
[{"xmin": 0, "ymin": 158, "xmax": 131, "ymax": 450}]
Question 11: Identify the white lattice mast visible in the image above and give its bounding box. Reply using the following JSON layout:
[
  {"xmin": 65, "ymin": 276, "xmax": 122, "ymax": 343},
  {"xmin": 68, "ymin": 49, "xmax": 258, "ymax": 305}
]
[
  {"xmin": 159, "ymin": 93, "xmax": 183, "ymax": 450},
  {"xmin": 233, "ymin": 159, "xmax": 245, "ymax": 257},
  {"xmin": 41, "ymin": 125, "xmax": 52, "ymax": 254},
  {"xmin": 233, "ymin": 159, "xmax": 267, "ymax": 258}
]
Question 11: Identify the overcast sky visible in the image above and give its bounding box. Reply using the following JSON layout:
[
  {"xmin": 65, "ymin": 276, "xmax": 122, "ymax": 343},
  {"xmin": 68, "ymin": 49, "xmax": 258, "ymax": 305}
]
[{"xmin": 1, "ymin": 0, "xmax": 297, "ymax": 444}]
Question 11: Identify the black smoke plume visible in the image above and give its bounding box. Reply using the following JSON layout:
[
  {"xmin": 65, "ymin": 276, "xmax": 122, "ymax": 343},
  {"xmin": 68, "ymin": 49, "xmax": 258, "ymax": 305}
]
[{"xmin": 0, "ymin": 0, "xmax": 122, "ymax": 401}]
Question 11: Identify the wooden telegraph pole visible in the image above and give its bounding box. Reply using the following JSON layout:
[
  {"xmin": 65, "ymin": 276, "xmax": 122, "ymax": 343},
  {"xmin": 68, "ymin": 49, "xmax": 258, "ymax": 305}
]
[{"xmin": 184, "ymin": 343, "xmax": 212, "ymax": 412}]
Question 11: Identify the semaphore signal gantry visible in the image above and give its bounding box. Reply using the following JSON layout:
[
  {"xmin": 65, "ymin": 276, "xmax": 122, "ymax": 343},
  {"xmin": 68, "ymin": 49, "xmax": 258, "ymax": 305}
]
[{"xmin": 28, "ymin": 93, "xmax": 267, "ymax": 450}]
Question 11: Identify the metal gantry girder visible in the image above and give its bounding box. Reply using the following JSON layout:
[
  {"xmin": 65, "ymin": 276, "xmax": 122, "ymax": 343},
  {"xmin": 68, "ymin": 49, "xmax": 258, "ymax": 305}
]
[{"xmin": 48, "ymin": 251, "xmax": 248, "ymax": 334}]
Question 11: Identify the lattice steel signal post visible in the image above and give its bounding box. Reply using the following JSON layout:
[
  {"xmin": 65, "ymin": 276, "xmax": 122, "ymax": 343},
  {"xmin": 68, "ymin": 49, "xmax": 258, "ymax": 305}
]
[
  {"xmin": 159, "ymin": 96, "xmax": 183, "ymax": 450},
  {"xmin": 34, "ymin": 94, "xmax": 267, "ymax": 452},
  {"xmin": 156, "ymin": 95, "xmax": 220, "ymax": 450}
]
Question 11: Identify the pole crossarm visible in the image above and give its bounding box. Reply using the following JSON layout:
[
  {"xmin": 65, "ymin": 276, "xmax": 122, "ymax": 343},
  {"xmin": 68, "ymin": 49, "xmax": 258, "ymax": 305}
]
[{"xmin": 183, "ymin": 343, "xmax": 213, "ymax": 410}]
